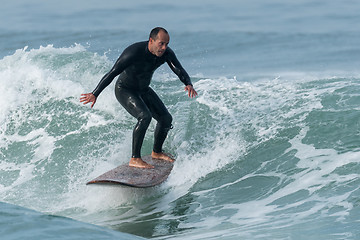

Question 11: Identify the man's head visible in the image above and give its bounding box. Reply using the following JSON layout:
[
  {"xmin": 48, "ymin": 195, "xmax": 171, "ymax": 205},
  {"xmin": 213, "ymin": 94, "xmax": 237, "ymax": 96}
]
[{"xmin": 148, "ymin": 27, "xmax": 170, "ymax": 57}]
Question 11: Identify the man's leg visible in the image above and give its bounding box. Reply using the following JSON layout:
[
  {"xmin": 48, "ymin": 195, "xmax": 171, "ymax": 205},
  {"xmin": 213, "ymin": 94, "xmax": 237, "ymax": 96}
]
[
  {"xmin": 142, "ymin": 88, "xmax": 174, "ymax": 162},
  {"xmin": 115, "ymin": 87, "xmax": 154, "ymax": 168}
]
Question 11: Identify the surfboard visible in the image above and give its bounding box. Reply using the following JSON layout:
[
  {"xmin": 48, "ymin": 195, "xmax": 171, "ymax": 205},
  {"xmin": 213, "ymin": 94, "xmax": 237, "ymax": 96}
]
[{"xmin": 86, "ymin": 155, "xmax": 173, "ymax": 188}]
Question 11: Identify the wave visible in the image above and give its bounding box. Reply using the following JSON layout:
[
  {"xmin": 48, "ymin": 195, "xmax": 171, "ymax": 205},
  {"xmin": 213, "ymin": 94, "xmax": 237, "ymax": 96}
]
[
  {"xmin": 1, "ymin": 45, "xmax": 360, "ymax": 238},
  {"xmin": 0, "ymin": 201, "xmax": 145, "ymax": 240}
]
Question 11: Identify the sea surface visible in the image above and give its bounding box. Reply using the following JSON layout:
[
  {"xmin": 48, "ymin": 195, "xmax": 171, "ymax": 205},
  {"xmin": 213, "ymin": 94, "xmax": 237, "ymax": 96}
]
[{"xmin": 1, "ymin": 0, "xmax": 360, "ymax": 239}]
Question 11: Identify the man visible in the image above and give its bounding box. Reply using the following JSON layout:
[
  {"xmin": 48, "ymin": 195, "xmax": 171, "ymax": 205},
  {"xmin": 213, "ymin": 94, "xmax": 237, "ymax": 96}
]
[{"xmin": 80, "ymin": 27, "xmax": 197, "ymax": 169}]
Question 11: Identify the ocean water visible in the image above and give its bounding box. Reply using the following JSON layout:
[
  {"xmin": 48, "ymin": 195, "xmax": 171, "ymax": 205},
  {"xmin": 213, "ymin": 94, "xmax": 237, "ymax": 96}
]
[{"xmin": 1, "ymin": 0, "xmax": 360, "ymax": 239}]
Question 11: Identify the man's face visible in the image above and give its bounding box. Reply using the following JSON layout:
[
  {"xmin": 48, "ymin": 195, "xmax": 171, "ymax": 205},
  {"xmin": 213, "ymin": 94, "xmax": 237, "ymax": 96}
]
[{"xmin": 149, "ymin": 30, "xmax": 170, "ymax": 57}]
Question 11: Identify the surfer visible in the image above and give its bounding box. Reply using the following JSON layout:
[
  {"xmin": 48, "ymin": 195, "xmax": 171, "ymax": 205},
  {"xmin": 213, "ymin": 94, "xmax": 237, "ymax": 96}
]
[{"xmin": 80, "ymin": 27, "xmax": 197, "ymax": 169}]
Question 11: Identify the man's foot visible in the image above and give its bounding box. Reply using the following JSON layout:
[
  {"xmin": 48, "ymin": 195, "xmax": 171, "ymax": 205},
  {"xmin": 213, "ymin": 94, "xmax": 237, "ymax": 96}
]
[
  {"xmin": 151, "ymin": 151, "xmax": 175, "ymax": 162},
  {"xmin": 129, "ymin": 158, "xmax": 154, "ymax": 169}
]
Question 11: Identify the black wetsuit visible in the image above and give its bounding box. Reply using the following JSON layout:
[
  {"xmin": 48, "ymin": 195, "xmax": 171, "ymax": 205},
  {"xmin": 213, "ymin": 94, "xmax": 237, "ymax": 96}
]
[{"xmin": 92, "ymin": 41, "xmax": 192, "ymax": 158}]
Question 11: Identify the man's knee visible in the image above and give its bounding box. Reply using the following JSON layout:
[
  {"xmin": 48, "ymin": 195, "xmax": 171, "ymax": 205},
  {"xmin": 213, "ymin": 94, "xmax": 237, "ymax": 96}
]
[
  {"xmin": 162, "ymin": 112, "xmax": 173, "ymax": 129},
  {"xmin": 138, "ymin": 111, "xmax": 152, "ymax": 126}
]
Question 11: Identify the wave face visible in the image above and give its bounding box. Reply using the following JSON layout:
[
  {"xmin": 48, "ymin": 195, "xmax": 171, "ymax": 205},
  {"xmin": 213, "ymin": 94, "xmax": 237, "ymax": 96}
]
[{"xmin": 1, "ymin": 45, "xmax": 360, "ymax": 239}]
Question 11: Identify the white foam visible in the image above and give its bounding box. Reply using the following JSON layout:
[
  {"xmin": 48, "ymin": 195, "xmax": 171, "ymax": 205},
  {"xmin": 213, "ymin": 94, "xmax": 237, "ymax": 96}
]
[{"xmin": 156, "ymin": 75, "xmax": 360, "ymax": 236}]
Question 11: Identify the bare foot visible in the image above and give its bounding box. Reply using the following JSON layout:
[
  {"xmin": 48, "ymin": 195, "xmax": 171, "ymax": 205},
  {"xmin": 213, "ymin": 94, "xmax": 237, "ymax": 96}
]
[
  {"xmin": 151, "ymin": 151, "xmax": 175, "ymax": 162},
  {"xmin": 129, "ymin": 158, "xmax": 154, "ymax": 169}
]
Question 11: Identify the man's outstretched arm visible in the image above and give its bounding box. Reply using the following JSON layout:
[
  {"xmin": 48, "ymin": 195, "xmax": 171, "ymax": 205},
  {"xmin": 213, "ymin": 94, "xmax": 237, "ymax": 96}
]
[
  {"xmin": 80, "ymin": 46, "xmax": 134, "ymax": 107},
  {"xmin": 166, "ymin": 48, "xmax": 197, "ymax": 98}
]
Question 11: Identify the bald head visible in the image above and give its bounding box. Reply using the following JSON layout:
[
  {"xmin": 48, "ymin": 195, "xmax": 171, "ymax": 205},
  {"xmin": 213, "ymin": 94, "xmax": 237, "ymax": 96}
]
[{"xmin": 149, "ymin": 27, "xmax": 169, "ymax": 41}]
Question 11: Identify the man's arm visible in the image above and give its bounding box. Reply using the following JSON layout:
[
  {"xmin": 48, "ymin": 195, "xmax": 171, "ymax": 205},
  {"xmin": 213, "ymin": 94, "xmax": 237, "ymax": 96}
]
[
  {"xmin": 92, "ymin": 50, "xmax": 132, "ymax": 97},
  {"xmin": 166, "ymin": 48, "xmax": 198, "ymax": 98},
  {"xmin": 80, "ymin": 47, "xmax": 133, "ymax": 108}
]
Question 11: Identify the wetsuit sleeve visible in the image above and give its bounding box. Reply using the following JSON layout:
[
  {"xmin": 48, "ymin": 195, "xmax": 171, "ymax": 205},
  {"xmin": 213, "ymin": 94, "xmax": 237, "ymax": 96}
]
[
  {"xmin": 92, "ymin": 49, "xmax": 133, "ymax": 97},
  {"xmin": 166, "ymin": 48, "xmax": 192, "ymax": 86}
]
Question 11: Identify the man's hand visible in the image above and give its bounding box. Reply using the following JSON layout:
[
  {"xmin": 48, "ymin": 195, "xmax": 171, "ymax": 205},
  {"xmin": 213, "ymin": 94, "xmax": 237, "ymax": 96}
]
[
  {"xmin": 80, "ymin": 93, "xmax": 97, "ymax": 108},
  {"xmin": 185, "ymin": 85, "xmax": 198, "ymax": 98}
]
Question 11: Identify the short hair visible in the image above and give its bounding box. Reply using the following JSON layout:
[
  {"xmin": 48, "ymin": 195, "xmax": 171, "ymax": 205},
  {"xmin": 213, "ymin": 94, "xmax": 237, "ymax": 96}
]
[{"xmin": 149, "ymin": 27, "xmax": 168, "ymax": 40}]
